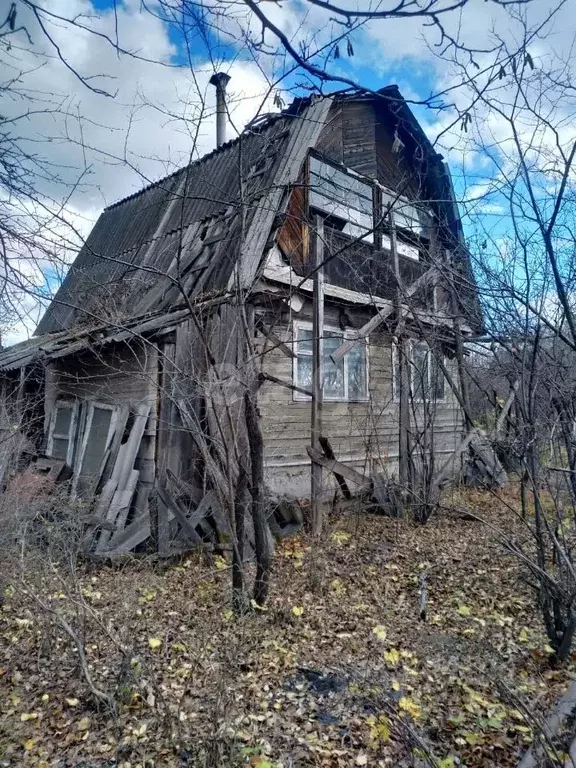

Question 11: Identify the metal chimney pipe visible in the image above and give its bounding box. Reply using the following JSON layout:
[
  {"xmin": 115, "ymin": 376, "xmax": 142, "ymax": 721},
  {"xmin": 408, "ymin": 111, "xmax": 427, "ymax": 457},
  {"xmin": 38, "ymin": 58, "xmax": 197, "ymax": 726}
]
[{"xmin": 209, "ymin": 72, "xmax": 231, "ymax": 149}]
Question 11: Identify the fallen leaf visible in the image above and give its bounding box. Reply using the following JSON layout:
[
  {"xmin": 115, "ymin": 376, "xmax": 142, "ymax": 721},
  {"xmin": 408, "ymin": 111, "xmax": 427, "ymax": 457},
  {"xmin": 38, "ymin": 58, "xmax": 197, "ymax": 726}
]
[
  {"xmin": 291, "ymin": 606, "xmax": 304, "ymax": 617},
  {"xmin": 372, "ymin": 625, "xmax": 387, "ymax": 641},
  {"xmin": 148, "ymin": 638, "xmax": 162, "ymax": 650}
]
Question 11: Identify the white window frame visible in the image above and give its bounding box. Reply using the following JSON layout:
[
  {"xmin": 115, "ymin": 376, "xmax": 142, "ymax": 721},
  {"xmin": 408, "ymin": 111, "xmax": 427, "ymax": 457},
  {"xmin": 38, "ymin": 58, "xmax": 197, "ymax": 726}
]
[
  {"xmin": 292, "ymin": 320, "xmax": 369, "ymax": 403},
  {"xmin": 392, "ymin": 340, "xmax": 446, "ymax": 403},
  {"xmin": 46, "ymin": 400, "xmax": 78, "ymax": 466},
  {"xmin": 72, "ymin": 401, "xmax": 118, "ymax": 495}
]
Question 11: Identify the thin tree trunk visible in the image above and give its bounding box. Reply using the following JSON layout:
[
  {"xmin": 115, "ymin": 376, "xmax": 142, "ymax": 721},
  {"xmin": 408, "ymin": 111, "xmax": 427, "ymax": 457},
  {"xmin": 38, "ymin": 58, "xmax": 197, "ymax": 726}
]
[
  {"xmin": 244, "ymin": 391, "xmax": 270, "ymax": 607},
  {"xmin": 232, "ymin": 464, "xmax": 247, "ymax": 614}
]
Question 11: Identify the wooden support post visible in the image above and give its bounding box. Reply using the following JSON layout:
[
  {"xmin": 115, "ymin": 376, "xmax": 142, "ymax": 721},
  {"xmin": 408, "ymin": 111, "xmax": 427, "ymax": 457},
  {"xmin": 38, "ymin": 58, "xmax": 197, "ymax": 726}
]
[
  {"xmin": 390, "ymin": 212, "xmax": 411, "ymax": 497},
  {"xmin": 311, "ymin": 215, "xmax": 324, "ymax": 535}
]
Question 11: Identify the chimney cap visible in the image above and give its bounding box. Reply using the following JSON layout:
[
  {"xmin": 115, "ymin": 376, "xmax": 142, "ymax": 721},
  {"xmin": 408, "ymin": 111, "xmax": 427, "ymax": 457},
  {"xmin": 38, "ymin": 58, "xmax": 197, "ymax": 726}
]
[{"xmin": 209, "ymin": 72, "xmax": 231, "ymax": 88}]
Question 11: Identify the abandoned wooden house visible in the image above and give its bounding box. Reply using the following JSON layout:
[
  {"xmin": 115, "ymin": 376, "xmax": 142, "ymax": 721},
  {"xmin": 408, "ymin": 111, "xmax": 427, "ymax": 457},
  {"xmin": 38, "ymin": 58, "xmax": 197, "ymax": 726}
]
[{"xmin": 0, "ymin": 80, "xmax": 482, "ymax": 553}]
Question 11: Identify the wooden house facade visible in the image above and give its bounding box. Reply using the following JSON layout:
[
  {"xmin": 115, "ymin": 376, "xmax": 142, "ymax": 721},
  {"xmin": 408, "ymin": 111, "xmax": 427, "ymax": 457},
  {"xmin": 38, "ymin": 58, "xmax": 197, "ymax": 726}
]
[{"xmin": 0, "ymin": 87, "xmax": 482, "ymax": 551}]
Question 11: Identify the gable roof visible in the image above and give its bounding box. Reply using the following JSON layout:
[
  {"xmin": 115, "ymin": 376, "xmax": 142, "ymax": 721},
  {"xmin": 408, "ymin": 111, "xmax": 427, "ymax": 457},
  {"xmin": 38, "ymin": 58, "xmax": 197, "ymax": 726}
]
[
  {"xmin": 36, "ymin": 96, "xmax": 332, "ymax": 335},
  {"xmin": 35, "ymin": 86, "xmax": 481, "ymax": 338}
]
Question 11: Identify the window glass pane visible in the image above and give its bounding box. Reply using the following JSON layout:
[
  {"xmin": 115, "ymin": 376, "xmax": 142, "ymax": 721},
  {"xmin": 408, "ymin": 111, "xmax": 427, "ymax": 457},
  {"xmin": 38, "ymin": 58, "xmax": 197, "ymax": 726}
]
[
  {"xmin": 310, "ymin": 157, "xmax": 372, "ymax": 214},
  {"xmin": 296, "ymin": 355, "xmax": 312, "ymax": 390},
  {"xmin": 431, "ymin": 354, "xmax": 445, "ymax": 400},
  {"xmin": 348, "ymin": 344, "xmax": 367, "ymax": 399},
  {"xmin": 382, "ymin": 191, "xmax": 426, "ymax": 235},
  {"xmin": 309, "ymin": 157, "xmax": 374, "ymax": 242},
  {"xmin": 81, "ymin": 408, "xmax": 113, "ymax": 476},
  {"xmin": 323, "ymin": 333, "xmax": 345, "ymax": 399},
  {"xmin": 54, "ymin": 405, "xmax": 72, "ymax": 435},
  {"xmin": 411, "ymin": 344, "xmax": 429, "ymax": 400},
  {"xmin": 51, "ymin": 437, "xmax": 69, "ymax": 461},
  {"xmin": 297, "ymin": 328, "xmax": 313, "ymax": 354}
]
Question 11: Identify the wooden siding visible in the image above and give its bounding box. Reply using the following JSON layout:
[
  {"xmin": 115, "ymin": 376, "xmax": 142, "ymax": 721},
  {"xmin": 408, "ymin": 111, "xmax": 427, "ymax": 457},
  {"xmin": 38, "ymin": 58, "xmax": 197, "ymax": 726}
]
[
  {"xmin": 256, "ymin": 298, "xmax": 463, "ymax": 498},
  {"xmin": 46, "ymin": 341, "xmax": 157, "ymax": 412}
]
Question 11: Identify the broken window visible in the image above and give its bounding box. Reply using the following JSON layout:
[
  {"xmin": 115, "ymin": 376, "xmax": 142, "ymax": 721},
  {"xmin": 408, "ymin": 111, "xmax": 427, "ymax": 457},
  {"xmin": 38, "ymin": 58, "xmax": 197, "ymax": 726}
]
[
  {"xmin": 74, "ymin": 403, "xmax": 117, "ymax": 497},
  {"xmin": 47, "ymin": 401, "xmax": 78, "ymax": 465},
  {"xmin": 393, "ymin": 342, "xmax": 446, "ymax": 402},
  {"xmin": 309, "ymin": 156, "xmax": 374, "ymax": 242},
  {"xmin": 293, "ymin": 323, "xmax": 368, "ymax": 402}
]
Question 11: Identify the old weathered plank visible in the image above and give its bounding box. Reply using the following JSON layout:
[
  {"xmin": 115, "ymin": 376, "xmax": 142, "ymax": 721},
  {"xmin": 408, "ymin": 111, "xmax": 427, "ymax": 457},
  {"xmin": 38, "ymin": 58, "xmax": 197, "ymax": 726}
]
[
  {"xmin": 319, "ymin": 436, "xmax": 351, "ymax": 499},
  {"xmin": 106, "ymin": 514, "xmax": 151, "ymax": 554},
  {"xmin": 307, "ymin": 446, "xmax": 372, "ymax": 490},
  {"xmin": 97, "ymin": 469, "xmax": 140, "ymax": 551},
  {"xmin": 156, "ymin": 484, "xmax": 203, "ymax": 544}
]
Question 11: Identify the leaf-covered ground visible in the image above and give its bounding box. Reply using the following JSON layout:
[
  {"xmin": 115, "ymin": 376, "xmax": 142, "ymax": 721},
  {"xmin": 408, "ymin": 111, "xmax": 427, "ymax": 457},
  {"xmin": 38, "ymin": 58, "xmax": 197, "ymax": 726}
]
[{"xmin": 1, "ymin": 488, "xmax": 574, "ymax": 768}]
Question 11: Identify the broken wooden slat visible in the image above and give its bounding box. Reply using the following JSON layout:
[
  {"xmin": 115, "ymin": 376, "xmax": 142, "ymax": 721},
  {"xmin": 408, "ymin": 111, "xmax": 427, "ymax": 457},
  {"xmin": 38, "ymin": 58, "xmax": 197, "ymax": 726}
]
[
  {"xmin": 256, "ymin": 318, "xmax": 296, "ymax": 359},
  {"xmin": 156, "ymin": 484, "xmax": 202, "ymax": 544},
  {"xmin": 113, "ymin": 403, "xmax": 151, "ymax": 491},
  {"xmin": 319, "ymin": 436, "xmax": 351, "ymax": 499},
  {"xmin": 82, "ymin": 477, "xmax": 118, "ymax": 551},
  {"xmin": 307, "ymin": 446, "xmax": 372, "ymax": 491},
  {"xmin": 99, "ymin": 406, "xmax": 130, "ymax": 489},
  {"xmin": 106, "ymin": 514, "xmax": 151, "ymax": 554},
  {"xmin": 259, "ymin": 372, "xmax": 313, "ymax": 398},
  {"xmin": 330, "ymin": 266, "xmax": 438, "ymax": 363},
  {"xmin": 97, "ymin": 470, "xmax": 140, "ymax": 552}
]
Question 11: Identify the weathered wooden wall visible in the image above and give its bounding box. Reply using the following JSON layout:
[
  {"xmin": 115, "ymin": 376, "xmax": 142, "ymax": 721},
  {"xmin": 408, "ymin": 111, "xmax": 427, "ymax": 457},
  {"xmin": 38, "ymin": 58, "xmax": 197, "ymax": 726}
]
[{"xmin": 256, "ymin": 298, "xmax": 463, "ymax": 499}]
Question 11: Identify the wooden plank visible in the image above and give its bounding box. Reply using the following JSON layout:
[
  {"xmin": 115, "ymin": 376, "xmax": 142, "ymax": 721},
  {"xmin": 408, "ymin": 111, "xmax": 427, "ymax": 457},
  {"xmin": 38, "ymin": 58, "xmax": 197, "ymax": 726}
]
[
  {"xmin": 259, "ymin": 372, "xmax": 312, "ymax": 398},
  {"xmin": 256, "ymin": 318, "xmax": 296, "ymax": 359},
  {"xmin": 106, "ymin": 514, "xmax": 151, "ymax": 554},
  {"xmin": 311, "ymin": 215, "xmax": 325, "ymax": 535},
  {"xmin": 330, "ymin": 266, "xmax": 438, "ymax": 363},
  {"xmin": 319, "ymin": 436, "xmax": 351, "ymax": 499},
  {"xmin": 156, "ymin": 484, "xmax": 203, "ymax": 544},
  {"xmin": 82, "ymin": 478, "xmax": 118, "ymax": 551},
  {"xmin": 307, "ymin": 446, "xmax": 372, "ymax": 490},
  {"xmin": 96, "ymin": 470, "xmax": 139, "ymax": 551}
]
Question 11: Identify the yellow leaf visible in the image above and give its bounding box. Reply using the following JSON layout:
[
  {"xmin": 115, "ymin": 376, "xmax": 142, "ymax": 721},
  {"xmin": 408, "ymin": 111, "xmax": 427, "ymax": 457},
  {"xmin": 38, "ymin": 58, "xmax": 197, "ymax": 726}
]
[
  {"xmin": 372, "ymin": 625, "xmax": 387, "ymax": 642},
  {"xmin": 398, "ymin": 696, "xmax": 421, "ymax": 718},
  {"xmin": 20, "ymin": 712, "xmax": 38, "ymax": 721},
  {"xmin": 23, "ymin": 739, "xmax": 36, "ymax": 751},
  {"xmin": 457, "ymin": 605, "xmax": 471, "ymax": 616},
  {"xmin": 77, "ymin": 717, "xmax": 90, "ymax": 732},
  {"xmin": 369, "ymin": 714, "xmax": 391, "ymax": 747},
  {"xmin": 65, "ymin": 697, "xmax": 79, "ymax": 707},
  {"xmin": 392, "ymin": 680, "xmax": 401, "ymax": 692},
  {"xmin": 214, "ymin": 556, "xmax": 228, "ymax": 570},
  {"xmin": 519, "ymin": 628, "xmax": 529, "ymax": 642},
  {"xmin": 148, "ymin": 638, "xmax": 162, "ymax": 650},
  {"xmin": 331, "ymin": 531, "xmax": 351, "ymax": 545},
  {"xmin": 41, "ymin": 694, "xmax": 49, "ymax": 702},
  {"xmin": 292, "ymin": 606, "xmax": 304, "ymax": 617},
  {"xmin": 384, "ymin": 648, "xmax": 401, "ymax": 666},
  {"xmin": 133, "ymin": 723, "xmax": 147, "ymax": 737},
  {"xmin": 250, "ymin": 599, "xmax": 268, "ymax": 612}
]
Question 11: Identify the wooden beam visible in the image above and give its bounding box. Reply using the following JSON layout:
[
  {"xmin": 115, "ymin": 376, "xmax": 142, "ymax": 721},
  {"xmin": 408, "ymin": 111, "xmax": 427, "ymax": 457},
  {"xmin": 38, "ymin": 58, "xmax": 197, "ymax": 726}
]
[
  {"xmin": 156, "ymin": 484, "xmax": 203, "ymax": 544},
  {"xmin": 330, "ymin": 266, "xmax": 438, "ymax": 364},
  {"xmin": 307, "ymin": 446, "xmax": 372, "ymax": 491},
  {"xmin": 319, "ymin": 436, "xmax": 351, "ymax": 499},
  {"xmin": 255, "ymin": 318, "xmax": 296, "ymax": 359},
  {"xmin": 259, "ymin": 372, "xmax": 312, "ymax": 398},
  {"xmin": 311, "ymin": 215, "xmax": 325, "ymax": 535}
]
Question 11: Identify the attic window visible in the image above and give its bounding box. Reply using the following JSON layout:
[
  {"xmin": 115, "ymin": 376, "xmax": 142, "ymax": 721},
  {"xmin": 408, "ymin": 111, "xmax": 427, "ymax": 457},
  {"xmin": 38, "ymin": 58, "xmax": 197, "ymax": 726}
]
[{"xmin": 309, "ymin": 156, "xmax": 374, "ymax": 243}]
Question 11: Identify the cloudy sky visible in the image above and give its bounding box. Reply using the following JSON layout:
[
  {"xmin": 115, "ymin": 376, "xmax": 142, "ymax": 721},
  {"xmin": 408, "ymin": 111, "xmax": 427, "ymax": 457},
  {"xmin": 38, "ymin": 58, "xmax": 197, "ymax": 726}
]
[{"xmin": 3, "ymin": 0, "xmax": 574, "ymax": 342}]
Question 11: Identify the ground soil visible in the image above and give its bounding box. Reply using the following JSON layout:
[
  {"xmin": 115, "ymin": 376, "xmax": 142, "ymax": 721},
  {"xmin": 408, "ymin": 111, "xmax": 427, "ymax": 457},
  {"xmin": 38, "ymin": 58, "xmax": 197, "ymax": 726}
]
[{"xmin": 0, "ymin": 486, "xmax": 573, "ymax": 767}]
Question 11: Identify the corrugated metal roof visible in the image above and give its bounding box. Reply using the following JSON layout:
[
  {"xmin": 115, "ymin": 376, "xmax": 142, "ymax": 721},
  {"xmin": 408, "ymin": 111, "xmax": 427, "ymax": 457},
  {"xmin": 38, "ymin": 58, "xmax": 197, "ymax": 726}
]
[{"xmin": 36, "ymin": 97, "xmax": 331, "ymax": 335}]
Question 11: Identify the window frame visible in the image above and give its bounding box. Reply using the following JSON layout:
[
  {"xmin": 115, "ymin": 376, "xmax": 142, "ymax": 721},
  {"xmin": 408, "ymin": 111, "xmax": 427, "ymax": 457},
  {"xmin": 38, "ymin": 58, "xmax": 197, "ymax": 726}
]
[
  {"xmin": 292, "ymin": 320, "xmax": 370, "ymax": 403},
  {"xmin": 72, "ymin": 401, "xmax": 118, "ymax": 496},
  {"xmin": 46, "ymin": 399, "xmax": 78, "ymax": 466},
  {"xmin": 306, "ymin": 150, "xmax": 433, "ymax": 256},
  {"xmin": 392, "ymin": 340, "xmax": 446, "ymax": 403}
]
